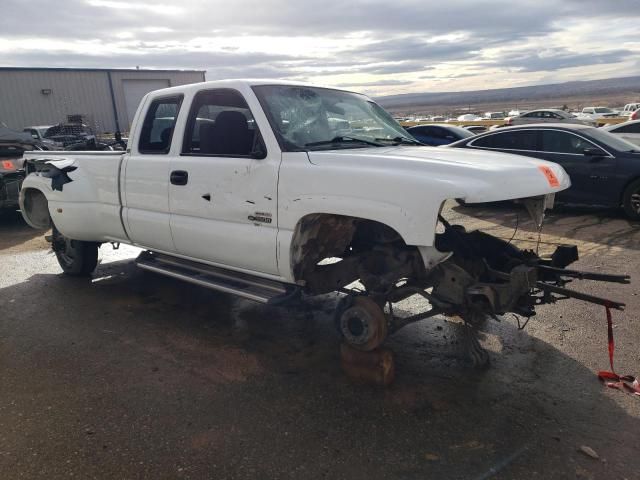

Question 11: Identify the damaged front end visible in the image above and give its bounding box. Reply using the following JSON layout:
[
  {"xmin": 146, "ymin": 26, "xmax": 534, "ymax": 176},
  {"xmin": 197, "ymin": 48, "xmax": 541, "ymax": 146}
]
[{"xmin": 335, "ymin": 197, "xmax": 628, "ymax": 368}]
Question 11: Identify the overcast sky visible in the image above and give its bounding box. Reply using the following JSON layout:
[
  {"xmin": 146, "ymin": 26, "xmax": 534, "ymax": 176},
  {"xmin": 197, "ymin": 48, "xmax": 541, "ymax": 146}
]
[{"xmin": 1, "ymin": 0, "xmax": 638, "ymax": 96}]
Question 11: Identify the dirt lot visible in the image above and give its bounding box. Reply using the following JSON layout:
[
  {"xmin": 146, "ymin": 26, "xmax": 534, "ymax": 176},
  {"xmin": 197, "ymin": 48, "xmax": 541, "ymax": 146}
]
[{"xmin": 1, "ymin": 203, "xmax": 639, "ymax": 480}]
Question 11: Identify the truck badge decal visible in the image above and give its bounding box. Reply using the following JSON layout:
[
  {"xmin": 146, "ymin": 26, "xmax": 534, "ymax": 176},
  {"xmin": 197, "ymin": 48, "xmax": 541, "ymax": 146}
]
[{"xmin": 248, "ymin": 212, "xmax": 273, "ymax": 224}]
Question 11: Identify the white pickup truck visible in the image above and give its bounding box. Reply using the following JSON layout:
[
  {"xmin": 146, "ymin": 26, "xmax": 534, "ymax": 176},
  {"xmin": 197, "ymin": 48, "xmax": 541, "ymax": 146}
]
[{"xmin": 19, "ymin": 80, "xmax": 628, "ymax": 366}]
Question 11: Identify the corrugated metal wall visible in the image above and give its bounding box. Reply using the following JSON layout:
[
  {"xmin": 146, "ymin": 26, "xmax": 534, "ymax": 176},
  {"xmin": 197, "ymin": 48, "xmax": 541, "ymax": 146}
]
[
  {"xmin": 110, "ymin": 70, "xmax": 204, "ymax": 131},
  {"xmin": 0, "ymin": 69, "xmax": 204, "ymax": 134}
]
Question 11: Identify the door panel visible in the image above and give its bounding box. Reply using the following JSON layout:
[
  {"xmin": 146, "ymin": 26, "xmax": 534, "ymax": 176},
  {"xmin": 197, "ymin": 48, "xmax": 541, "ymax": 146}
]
[
  {"xmin": 539, "ymin": 130, "xmax": 616, "ymax": 205},
  {"xmin": 169, "ymin": 155, "xmax": 279, "ymax": 274},
  {"xmin": 168, "ymin": 88, "xmax": 280, "ymax": 275},
  {"xmin": 124, "ymin": 154, "xmax": 175, "ymax": 251},
  {"xmin": 123, "ymin": 95, "xmax": 182, "ymax": 252}
]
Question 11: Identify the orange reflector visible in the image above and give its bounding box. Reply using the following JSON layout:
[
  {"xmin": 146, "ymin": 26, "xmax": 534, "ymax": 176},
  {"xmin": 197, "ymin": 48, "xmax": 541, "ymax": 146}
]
[
  {"xmin": 538, "ymin": 165, "xmax": 560, "ymax": 188},
  {"xmin": 1, "ymin": 160, "xmax": 14, "ymax": 170}
]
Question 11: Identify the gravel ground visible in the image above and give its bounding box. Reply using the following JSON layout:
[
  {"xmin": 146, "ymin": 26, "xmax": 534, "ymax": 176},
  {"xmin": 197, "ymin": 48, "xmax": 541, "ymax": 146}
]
[{"xmin": 1, "ymin": 203, "xmax": 639, "ymax": 480}]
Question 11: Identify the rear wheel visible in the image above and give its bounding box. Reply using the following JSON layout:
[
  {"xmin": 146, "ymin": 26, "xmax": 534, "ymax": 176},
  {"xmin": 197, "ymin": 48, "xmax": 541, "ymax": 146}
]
[
  {"xmin": 622, "ymin": 179, "xmax": 640, "ymax": 220},
  {"xmin": 52, "ymin": 225, "xmax": 99, "ymax": 276}
]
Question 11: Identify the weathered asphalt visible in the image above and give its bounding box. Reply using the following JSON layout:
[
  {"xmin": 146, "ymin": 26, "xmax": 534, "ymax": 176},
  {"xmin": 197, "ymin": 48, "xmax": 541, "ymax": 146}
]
[{"xmin": 1, "ymin": 203, "xmax": 639, "ymax": 480}]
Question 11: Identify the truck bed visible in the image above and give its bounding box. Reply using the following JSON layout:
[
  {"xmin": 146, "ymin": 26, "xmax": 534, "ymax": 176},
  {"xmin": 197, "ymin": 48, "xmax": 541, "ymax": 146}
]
[{"xmin": 22, "ymin": 150, "xmax": 128, "ymax": 243}]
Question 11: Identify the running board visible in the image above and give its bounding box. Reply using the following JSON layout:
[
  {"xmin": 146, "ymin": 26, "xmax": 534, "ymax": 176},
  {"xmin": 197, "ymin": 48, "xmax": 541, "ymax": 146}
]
[{"xmin": 135, "ymin": 251, "xmax": 299, "ymax": 304}]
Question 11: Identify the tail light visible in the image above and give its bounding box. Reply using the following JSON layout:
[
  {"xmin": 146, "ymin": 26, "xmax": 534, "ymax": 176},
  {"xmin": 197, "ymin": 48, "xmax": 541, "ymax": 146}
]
[
  {"xmin": 505, "ymin": 117, "xmax": 512, "ymax": 126},
  {"xmin": 631, "ymin": 109, "xmax": 639, "ymax": 121},
  {"xmin": 1, "ymin": 159, "xmax": 17, "ymax": 172}
]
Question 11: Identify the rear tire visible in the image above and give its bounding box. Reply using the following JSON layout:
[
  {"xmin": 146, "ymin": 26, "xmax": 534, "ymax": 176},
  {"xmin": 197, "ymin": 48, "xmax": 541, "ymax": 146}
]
[
  {"xmin": 52, "ymin": 225, "xmax": 99, "ymax": 276},
  {"xmin": 622, "ymin": 179, "xmax": 640, "ymax": 220}
]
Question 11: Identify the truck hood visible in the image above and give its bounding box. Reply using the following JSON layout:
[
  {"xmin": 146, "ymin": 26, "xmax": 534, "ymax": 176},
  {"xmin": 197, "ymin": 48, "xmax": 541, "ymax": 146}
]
[{"xmin": 307, "ymin": 145, "xmax": 570, "ymax": 203}]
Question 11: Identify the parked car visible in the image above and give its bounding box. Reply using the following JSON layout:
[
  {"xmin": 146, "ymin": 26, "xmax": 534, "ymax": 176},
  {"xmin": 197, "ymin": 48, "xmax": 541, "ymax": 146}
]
[
  {"xmin": 457, "ymin": 114, "xmax": 483, "ymax": 121},
  {"xmin": 620, "ymin": 103, "xmax": 640, "ymax": 117},
  {"xmin": 23, "ymin": 125, "xmax": 63, "ymax": 150},
  {"xmin": 483, "ymin": 112, "xmax": 505, "ymax": 120},
  {"xmin": 42, "ymin": 123, "xmax": 98, "ymax": 148},
  {"xmin": 464, "ymin": 125, "xmax": 488, "ymax": 134},
  {"xmin": 578, "ymin": 107, "xmax": 619, "ymax": 120},
  {"xmin": 505, "ymin": 109, "xmax": 592, "ymax": 126},
  {"xmin": 448, "ymin": 123, "xmax": 640, "ymax": 218},
  {"xmin": 603, "ymin": 120, "xmax": 640, "ymax": 147},
  {"xmin": 405, "ymin": 124, "xmax": 474, "ymax": 146},
  {"xmin": 0, "ymin": 126, "xmax": 41, "ymax": 211}
]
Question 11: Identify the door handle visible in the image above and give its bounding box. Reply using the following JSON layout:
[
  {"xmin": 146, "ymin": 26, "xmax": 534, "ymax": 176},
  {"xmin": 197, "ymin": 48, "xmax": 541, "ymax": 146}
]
[{"xmin": 170, "ymin": 170, "xmax": 188, "ymax": 186}]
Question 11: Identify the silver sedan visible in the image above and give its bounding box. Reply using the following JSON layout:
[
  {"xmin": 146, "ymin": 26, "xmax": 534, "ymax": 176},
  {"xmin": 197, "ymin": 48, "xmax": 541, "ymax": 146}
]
[{"xmin": 505, "ymin": 109, "xmax": 594, "ymax": 126}]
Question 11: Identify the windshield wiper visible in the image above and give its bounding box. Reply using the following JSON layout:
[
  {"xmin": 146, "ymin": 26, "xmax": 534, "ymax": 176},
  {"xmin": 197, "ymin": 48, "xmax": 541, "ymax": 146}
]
[
  {"xmin": 305, "ymin": 136, "xmax": 384, "ymax": 148},
  {"xmin": 375, "ymin": 136, "xmax": 423, "ymax": 146}
]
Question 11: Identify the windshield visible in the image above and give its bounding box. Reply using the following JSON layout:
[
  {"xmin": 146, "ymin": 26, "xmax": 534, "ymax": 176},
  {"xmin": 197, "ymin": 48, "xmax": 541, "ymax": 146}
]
[
  {"xmin": 594, "ymin": 107, "xmax": 614, "ymax": 114},
  {"xmin": 252, "ymin": 85, "xmax": 414, "ymax": 151},
  {"xmin": 587, "ymin": 127, "xmax": 640, "ymax": 152}
]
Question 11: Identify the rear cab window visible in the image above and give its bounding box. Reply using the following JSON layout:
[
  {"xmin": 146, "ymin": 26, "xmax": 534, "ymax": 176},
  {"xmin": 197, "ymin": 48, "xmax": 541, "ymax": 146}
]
[{"xmin": 138, "ymin": 95, "xmax": 183, "ymax": 154}]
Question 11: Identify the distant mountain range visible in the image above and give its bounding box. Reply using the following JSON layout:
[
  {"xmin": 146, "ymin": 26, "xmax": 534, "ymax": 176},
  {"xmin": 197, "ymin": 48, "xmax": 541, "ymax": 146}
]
[{"xmin": 376, "ymin": 75, "xmax": 640, "ymax": 113}]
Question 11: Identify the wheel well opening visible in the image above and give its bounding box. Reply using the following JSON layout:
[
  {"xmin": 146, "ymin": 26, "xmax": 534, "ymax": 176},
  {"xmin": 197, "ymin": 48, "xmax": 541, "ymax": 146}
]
[
  {"xmin": 22, "ymin": 188, "xmax": 50, "ymax": 229},
  {"xmin": 290, "ymin": 214, "xmax": 421, "ymax": 295}
]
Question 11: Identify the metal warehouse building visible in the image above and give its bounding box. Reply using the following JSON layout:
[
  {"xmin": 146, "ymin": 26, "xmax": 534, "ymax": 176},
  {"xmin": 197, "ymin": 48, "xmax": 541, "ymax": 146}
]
[{"xmin": 0, "ymin": 67, "xmax": 205, "ymax": 134}]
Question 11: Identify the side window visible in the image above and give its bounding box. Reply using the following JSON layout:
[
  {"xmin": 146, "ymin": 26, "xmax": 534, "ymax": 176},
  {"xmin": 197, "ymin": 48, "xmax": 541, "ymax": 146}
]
[
  {"xmin": 472, "ymin": 131, "xmax": 538, "ymax": 150},
  {"xmin": 182, "ymin": 89, "xmax": 261, "ymax": 157},
  {"xmin": 614, "ymin": 123, "xmax": 640, "ymax": 134},
  {"xmin": 138, "ymin": 96, "xmax": 182, "ymax": 154},
  {"xmin": 541, "ymin": 130, "xmax": 593, "ymax": 154}
]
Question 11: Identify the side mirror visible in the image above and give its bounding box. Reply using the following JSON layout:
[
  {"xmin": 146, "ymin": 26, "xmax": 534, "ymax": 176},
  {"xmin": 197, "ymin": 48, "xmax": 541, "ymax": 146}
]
[{"xmin": 583, "ymin": 147, "xmax": 606, "ymax": 157}]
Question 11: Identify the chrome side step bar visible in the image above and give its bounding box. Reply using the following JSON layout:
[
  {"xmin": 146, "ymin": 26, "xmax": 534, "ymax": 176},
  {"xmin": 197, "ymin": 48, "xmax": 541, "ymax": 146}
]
[{"xmin": 135, "ymin": 251, "xmax": 299, "ymax": 304}]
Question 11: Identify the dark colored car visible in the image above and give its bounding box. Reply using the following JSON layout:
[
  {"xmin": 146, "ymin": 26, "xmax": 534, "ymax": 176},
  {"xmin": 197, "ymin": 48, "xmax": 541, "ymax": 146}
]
[
  {"xmin": 0, "ymin": 126, "xmax": 40, "ymax": 211},
  {"xmin": 464, "ymin": 125, "xmax": 488, "ymax": 134},
  {"xmin": 448, "ymin": 123, "xmax": 640, "ymax": 219},
  {"xmin": 405, "ymin": 124, "xmax": 474, "ymax": 146}
]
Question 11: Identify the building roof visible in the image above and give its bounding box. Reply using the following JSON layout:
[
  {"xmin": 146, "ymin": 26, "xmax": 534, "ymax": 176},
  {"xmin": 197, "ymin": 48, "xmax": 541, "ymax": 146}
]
[{"xmin": 0, "ymin": 67, "xmax": 205, "ymax": 73}]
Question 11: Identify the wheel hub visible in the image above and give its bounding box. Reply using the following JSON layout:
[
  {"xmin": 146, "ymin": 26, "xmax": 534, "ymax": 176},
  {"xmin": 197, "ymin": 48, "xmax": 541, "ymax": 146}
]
[{"xmin": 341, "ymin": 307, "xmax": 371, "ymax": 345}]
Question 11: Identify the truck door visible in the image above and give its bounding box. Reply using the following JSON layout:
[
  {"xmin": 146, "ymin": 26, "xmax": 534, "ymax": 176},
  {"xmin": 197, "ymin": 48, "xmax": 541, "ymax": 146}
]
[
  {"xmin": 168, "ymin": 88, "xmax": 280, "ymax": 275},
  {"xmin": 122, "ymin": 94, "xmax": 182, "ymax": 252}
]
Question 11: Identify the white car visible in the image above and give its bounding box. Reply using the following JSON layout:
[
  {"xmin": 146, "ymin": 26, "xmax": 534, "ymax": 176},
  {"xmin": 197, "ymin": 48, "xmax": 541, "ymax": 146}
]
[
  {"xmin": 603, "ymin": 119, "xmax": 640, "ymax": 147},
  {"xmin": 620, "ymin": 103, "xmax": 640, "ymax": 117},
  {"xmin": 483, "ymin": 112, "xmax": 505, "ymax": 120},
  {"xmin": 505, "ymin": 109, "xmax": 593, "ymax": 126},
  {"xmin": 17, "ymin": 79, "xmax": 625, "ymax": 366},
  {"xmin": 457, "ymin": 114, "xmax": 483, "ymax": 121},
  {"xmin": 578, "ymin": 107, "xmax": 620, "ymax": 120}
]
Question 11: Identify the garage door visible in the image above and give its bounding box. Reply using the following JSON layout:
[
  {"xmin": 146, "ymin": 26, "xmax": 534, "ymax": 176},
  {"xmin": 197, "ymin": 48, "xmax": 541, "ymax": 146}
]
[{"xmin": 123, "ymin": 79, "xmax": 170, "ymax": 128}]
